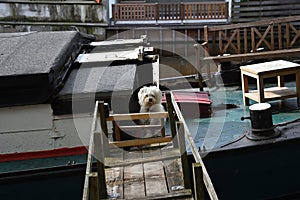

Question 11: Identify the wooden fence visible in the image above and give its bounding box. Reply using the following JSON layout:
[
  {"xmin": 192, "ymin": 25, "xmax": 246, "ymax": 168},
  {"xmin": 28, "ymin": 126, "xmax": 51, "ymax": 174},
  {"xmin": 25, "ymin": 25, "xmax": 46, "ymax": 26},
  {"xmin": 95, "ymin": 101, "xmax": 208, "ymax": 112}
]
[
  {"xmin": 203, "ymin": 15, "xmax": 300, "ymax": 56},
  {"xmin": 194, "ymin": 15, "xmax": 300, "ymax": 88},
  {"xmin": 112, "ymin": 2, "xmax": 228, "ymax": 21}
]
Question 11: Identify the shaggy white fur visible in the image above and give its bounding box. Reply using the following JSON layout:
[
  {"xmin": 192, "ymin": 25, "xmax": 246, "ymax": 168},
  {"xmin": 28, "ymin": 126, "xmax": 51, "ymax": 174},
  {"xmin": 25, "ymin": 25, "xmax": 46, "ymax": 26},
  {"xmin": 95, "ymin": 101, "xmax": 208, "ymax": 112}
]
[{"xmin": 137, "ymin": 86, "xmax": 165, "ymax": 137}]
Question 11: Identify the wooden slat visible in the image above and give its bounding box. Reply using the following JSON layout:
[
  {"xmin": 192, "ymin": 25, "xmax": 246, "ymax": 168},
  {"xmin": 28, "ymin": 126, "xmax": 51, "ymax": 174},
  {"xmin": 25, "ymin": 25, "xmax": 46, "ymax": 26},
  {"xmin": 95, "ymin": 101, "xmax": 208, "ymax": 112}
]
[
  {"xmin": 163, "ymin": 158, "xmax": 184, "ymax": 192},
  {"xmin": 278, "ymin": 23, "xmax": 282, "ymax": 50},
  {"xmin": 119, "ymin": 124, "xmax": 164, "ymax": 130},
  {"xmin": 142, "ymin": 145, "xmax": 162, "ymax": 158},
  {"xmin": 105, "ymin": 148, "xmax": 180, "ymax": 167},
  {"xmin": 245, "ymin": 87, "xmax": 297, "ymax": 101},
  {"xmin": 144, "ymin": 161, "xmax": 168, "ymax": 196},
  {"xmin": 107, "ymin": 112, "xmax": 168, "ymax": 121},
  {"xmin": 105, "ymin": 167, "xmax": 124, "ymax": 199},
  {"xmin": 124, "ymin": 164, "xmax": 145, "ymax": 199},
  {"xmin": 109, "ymin": 136, "xmax": 173, "ymax": 148},
  {"xmin": 119, "ymin": 189, "xmax": 193, "ymax": 200},
  {"xmin": 123, "ymin": 148, "xmax": 142, "ymax": 161},
  {"xmin": 82, "ymin": 102, "xmax": 99, "ymax": 200}
]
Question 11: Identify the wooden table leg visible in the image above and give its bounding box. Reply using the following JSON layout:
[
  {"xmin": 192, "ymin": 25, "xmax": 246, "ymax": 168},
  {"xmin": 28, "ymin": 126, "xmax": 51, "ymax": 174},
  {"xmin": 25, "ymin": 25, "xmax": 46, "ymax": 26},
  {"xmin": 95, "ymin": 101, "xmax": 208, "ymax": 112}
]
[
  {"xmin": 277, "ymin": 75, "xmax": 285, "ymax": 87},
  {"xmin": 241, "ymin": 72, "xmax": 249, "ymax": 106},
  {"xmin": 257, "ymin": 75, "xmax": 264, "ymax": 103}
]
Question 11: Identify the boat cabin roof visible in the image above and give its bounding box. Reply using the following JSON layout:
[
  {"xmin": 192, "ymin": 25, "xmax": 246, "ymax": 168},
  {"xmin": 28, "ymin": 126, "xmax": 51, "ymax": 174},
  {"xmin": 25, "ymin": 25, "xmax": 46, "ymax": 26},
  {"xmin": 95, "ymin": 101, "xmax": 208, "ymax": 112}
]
[{"xmin": 0, "ymin": 31, "xmax": 79, "ymax": 76}]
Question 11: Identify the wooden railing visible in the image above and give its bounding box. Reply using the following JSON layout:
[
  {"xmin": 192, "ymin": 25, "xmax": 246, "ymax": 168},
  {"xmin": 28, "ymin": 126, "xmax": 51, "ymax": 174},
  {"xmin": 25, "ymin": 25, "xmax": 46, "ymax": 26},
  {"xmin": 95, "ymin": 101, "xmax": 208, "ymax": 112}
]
[
  {"xmin": 112, "ymin": 2, "xmax": 228, "ymax": 22},
  {"xmin": 194, "ymin": 15, "xmax": 300, "ymax": 89},
  {"xmin": 202, "ymin": 15, "xmax": 300, "ymax": 57},
  {"xmin": 167, "ymin": 92, "xmax": 219, "ymax": 200}
]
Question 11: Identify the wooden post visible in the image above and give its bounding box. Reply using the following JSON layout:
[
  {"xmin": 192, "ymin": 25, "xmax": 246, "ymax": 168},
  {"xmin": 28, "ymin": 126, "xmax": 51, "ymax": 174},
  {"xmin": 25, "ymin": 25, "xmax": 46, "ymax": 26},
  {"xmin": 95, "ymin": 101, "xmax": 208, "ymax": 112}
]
[
  {"xmin": 94, "ymin": 132, "xmax": 107, "ymax": 199},
  {"xmin": 98, "ymin": 101, "xmax": 109, "ymax": 156},
  {"xmin": 194, "ymin": 43, "xmax": 204, "ymax": 91},
  {"xmin": 112, "ymin": 4, "xmax": 116, "ymax": 21},
  {"xmin": 203, "ymin": 25, "xmax": 212, "ymax": 87},
  {"xmin": 270, "ymin": 24, "xmax": 274, "ymax": 50},
  {"xmin": 180, "ymin": 3, "xmax": 185, "ymax": 20},
  {"xmin": 226, "ymin": 1, "xmax": 229, "ymax": 19},
  {"xmin": 154, "ymin": 3, "xmax": 159, "ymax": 21},
  {"xmin": 296, "ymin": 69, "xmax": 300, "ymax": 108},
  {"xmin": 89, "ymin": 172, "xmax": 100, "ymax": 200},
  {"xmin": 237, "ymin": 29, "xmax": 241, "ymax": 54},
  {"xmin": 177, "ymin": 121, "xmax": 191, "ymax": 190},
  {"xmin": 286, "ymin": 23, "xmax": 290, "ymax": 48},
  {"xmin": 251, "ymin": 27, "xmax": 255, "ymax": 52},
  {"xmin": 257, "ymin": 76, "xmax": 264, "ymax": 103},
  {"xmin": 278, "ymin": 23, "xmax": 282, "ymax": 50},
  {"xmin": 165, "ymin": 92, "xmax": 179, "ymax": 148},
  {"xmin": 203, "ymin": 26, "xmax": 208, "ymax": 49},
  {"xmin": 244, "ymin": 27, "xmax": 248, "ymax": 53},
  {"xmin": 193, "ymin": 163, "xmax": 205, "ymax": 200}
]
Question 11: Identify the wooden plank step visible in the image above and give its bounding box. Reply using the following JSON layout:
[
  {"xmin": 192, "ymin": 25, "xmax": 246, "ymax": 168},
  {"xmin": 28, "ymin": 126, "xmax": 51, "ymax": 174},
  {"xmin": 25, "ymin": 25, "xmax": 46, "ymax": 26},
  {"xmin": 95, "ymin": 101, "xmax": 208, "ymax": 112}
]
[
  {"xmin": 103, "ymin": 189, "xmax": 194, "ymax": 200},
  {"xmin": 123, "ymin": 164, "xmax": 146, "ymax": 199},
  {"xmin": 103, "ymin": 189, "xmax": 193, "ymax": 200},
  {"xmin": 105, "ymin": 148, "xmax": 180, "ymax": 167},
  {"xmin": 109, "ymin": 136, "xmax": 173, "ymax": 148},
  {"xmin": 144, "ymin": 161, "xmax": 168, "ymax": 196},
  {"xmin": 105, "ymin": 167, "xmax": 124, "ymax": 199}
]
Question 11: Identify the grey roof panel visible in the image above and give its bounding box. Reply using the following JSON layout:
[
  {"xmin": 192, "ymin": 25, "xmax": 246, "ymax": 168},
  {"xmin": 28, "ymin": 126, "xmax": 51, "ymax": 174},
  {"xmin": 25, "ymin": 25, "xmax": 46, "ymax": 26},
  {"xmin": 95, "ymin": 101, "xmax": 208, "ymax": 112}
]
[
  {"xmin": 0, "ymin": 31, "xmax": 78, "ymax": 76},
  {"xmin": 59, "ymin": 64, "xmax": 137, "ymax": 96}
]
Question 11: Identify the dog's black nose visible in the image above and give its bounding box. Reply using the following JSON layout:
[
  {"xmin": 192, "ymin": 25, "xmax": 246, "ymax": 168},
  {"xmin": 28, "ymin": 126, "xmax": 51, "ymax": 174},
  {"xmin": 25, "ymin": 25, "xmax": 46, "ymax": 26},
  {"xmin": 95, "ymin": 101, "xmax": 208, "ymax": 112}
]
[{"xmin": 149, "ymin": 98, "xmax": 153, "ymax": 102}]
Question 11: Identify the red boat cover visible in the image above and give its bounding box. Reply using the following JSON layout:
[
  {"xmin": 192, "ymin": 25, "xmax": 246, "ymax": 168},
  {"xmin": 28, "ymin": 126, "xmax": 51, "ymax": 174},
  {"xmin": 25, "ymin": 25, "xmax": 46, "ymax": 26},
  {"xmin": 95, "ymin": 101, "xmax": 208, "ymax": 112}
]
[{"xmin": 162, "ymin": 91, "xmax": 212, "ymax": 105}]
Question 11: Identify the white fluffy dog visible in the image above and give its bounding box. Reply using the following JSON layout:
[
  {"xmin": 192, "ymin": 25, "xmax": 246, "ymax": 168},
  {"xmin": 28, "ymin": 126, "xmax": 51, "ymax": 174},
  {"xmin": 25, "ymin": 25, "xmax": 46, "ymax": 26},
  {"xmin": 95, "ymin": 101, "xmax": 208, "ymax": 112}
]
[{"xmin": 138, "ymin": 86, "xmax": 165, "ymax": 137}]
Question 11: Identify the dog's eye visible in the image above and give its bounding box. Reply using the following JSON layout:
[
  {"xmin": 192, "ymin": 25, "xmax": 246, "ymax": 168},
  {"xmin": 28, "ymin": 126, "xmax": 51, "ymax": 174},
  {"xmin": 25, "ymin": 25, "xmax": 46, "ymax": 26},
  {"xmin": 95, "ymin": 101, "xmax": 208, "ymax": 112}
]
[{"xmin": 145, "ymin": 94, "xmax": 148, "ymax": 97}]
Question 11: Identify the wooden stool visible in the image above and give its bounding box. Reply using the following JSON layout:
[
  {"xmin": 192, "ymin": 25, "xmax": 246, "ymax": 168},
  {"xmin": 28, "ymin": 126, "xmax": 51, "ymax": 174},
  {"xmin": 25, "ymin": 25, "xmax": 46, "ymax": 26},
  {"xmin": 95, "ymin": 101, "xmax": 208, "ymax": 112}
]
[{"xmin": 240, "ymin": 60, "xmax": 300, "ymax": 107}]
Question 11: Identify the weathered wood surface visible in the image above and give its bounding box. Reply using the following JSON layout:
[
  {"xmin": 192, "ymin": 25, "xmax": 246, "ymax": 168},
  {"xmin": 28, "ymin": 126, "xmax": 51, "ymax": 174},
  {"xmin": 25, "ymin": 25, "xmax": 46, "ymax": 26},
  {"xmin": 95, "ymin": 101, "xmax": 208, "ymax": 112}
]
[
  {"xmin": 240, "ymin": 60, "xmax": 300, "ymax": 74},
  {"xmin": 104, "ymin": 146, "xmax": 193, "ymax": 199}
]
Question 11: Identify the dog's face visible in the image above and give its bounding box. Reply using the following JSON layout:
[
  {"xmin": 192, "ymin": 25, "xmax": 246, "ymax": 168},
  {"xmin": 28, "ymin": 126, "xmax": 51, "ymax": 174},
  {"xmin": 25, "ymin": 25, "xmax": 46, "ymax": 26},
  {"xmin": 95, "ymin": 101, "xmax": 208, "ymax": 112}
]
[{"xmin": 138, "ymin": 86, "xmax": 162, "ymax": 108}]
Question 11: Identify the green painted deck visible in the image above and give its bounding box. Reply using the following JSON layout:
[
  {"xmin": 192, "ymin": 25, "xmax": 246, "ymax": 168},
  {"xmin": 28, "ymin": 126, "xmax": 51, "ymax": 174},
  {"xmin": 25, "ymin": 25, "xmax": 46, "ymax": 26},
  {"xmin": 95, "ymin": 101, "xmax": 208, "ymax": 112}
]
[{"xmin": 187, "ymin": 81, "xmax": 300, "ymax": 153}]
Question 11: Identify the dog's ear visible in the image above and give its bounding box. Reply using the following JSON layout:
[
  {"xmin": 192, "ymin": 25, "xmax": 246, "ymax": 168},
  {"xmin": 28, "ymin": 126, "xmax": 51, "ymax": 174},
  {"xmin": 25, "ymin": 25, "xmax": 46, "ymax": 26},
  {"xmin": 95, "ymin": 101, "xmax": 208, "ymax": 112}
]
[
  {"xmin": 138, "ymin": 87, "xmax": 147, "ymax": 105},
  {"xmin": 138, "ymin": 87, "xmax": 146, "ymax": 97},
  {"xmin": 155, "ymin": 87, "xmax": 162, "ymax": 103}
]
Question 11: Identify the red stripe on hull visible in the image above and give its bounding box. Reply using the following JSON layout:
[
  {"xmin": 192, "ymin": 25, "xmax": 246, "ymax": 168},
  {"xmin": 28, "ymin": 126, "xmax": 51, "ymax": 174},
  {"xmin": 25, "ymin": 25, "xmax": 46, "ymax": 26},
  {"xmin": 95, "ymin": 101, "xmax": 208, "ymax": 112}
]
[{"xmin": 0, "ymin": 146, "xmax": 88, "ymax": 163}]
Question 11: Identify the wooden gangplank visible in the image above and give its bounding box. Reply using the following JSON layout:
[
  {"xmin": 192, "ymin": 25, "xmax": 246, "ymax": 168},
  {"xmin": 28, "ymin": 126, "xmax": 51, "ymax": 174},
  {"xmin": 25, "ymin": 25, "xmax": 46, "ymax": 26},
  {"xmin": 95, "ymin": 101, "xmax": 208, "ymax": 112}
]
[{"xmin": 83, "ymin": 92, "xmax": 219, "ymax": 200}]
